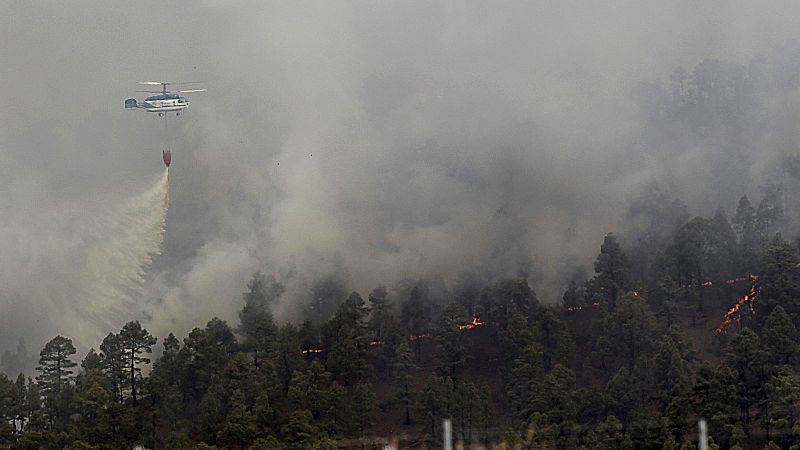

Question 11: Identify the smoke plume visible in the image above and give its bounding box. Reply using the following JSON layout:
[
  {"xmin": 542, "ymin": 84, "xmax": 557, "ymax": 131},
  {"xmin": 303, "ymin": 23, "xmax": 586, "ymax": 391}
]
[{"xmin": 5, "ymin": 1, "xmax": 800, "ymax": 352}]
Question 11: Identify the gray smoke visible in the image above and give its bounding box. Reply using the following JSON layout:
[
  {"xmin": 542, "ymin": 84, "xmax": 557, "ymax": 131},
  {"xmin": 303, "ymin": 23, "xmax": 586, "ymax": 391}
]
[{"xmin": 4, "ymin": 0, "xmax": 800, "ymax": 352}]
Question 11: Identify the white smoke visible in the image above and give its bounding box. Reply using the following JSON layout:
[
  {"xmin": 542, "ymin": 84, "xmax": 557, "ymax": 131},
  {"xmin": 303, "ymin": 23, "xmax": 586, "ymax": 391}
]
[{"xmin": 0, "ymin": 169, "xmax": 169, "ymax": 349}]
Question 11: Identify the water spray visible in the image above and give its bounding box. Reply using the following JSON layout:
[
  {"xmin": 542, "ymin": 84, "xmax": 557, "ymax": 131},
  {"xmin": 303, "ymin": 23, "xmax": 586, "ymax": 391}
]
[
  {"xmin": 0, "ymin": 169, "xmax": 171, "ymax": 348},
  {"xmin": 65, "ymin": 168, "xmax": 170, "ymax": 344}
]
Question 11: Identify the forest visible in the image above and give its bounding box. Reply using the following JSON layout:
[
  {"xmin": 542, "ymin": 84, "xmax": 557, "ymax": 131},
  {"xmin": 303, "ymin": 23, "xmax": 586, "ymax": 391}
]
[
  {"xmin": 2, "ymin": 190, "xmax": 800, "ymax": 450},
  {"xmin": 7, "ymin": 41, "xmax": 800, "ymax": 450}
]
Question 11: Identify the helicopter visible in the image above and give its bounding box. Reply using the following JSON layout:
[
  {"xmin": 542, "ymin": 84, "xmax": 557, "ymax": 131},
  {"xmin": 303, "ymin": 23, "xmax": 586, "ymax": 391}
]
[
  {"xmin": 124, "ymin": 82, "xmax": 206, "ymax": 116},
  {"xmin": 125, "ymin": 81, "xmax": 205, "ymax": 166}
]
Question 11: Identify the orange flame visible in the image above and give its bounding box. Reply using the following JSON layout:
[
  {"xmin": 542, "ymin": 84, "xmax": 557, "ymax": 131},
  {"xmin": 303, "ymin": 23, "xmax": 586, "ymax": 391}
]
[
  {"xmin": 561, "ymin": 274, "xmax": 757, "ymax": 314},
  {"xmin": 302, "ymin": 317, "xmax": 487, "ymax": 354},
  {"xmin": 457, "ymin": 317, "xmax": 484, "ymax": 330},
  {"xmin": 716, "ymin": 276, "xmax": 759, "ymax": 334}
]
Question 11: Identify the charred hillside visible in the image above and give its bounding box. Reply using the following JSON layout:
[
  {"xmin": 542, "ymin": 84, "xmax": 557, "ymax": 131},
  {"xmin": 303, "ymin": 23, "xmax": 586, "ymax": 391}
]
[
  {"xmin": 9, "ymin": 46, "xmax": 800, "ymax": 450},
  {"xmin": 3, "ymin": 209, "xmax": 800, "ymax": 450}
]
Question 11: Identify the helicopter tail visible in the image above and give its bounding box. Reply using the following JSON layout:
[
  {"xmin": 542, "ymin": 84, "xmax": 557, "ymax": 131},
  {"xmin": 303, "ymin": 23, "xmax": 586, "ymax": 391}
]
[{"xmin": 124, "ymin": 98, "xmax": 138, "ymax": 109}]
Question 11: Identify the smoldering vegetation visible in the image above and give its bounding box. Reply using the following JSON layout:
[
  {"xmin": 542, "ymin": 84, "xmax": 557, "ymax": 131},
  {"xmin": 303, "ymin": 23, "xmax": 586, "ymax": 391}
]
[
  {"xmin": 154, "ymin": 40, "xmax": 800, "ymax": 336},
  {"xmin": 4, "ymin": 1, "xmax": 800, "ymax": 358}
]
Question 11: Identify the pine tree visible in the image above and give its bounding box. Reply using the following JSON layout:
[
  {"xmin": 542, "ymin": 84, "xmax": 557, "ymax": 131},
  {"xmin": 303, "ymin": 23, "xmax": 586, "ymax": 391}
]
[
  {"xmin": 77, "ymin": 382, "xmax": 113, "ymax": 445},
  {"xmin": 322, "ymin": 383, "xmax": 346, "ymax": 437},
  {"xmin": 499, "ymin": 314, "xmax": 535, "ymax": 372},
  {"xmin": 0, "ymin": 374, "xmax": 13, "ymax": 445},
  {"xmin": 205, "ymin": 317, "xmax": 238, "ymax": 356},
  {"xmin": 326, "ymin": 292, "xmax": 373, "ymax": 385},
  {"xmin": 761, "ymin": 305, "xmax": 799, "ymax": 368},
  {"xmin": 532, "ymin": 306, "xmax": 574, "ymax": 371},
  {"xmin": 373, "ymin": 313, "xmax": 405, "ymax": 380},
  {"xmin": 652, "ymin": 336, "xmax": 691, "ymax": 440},
  {"xmin": 238, "ymin": 273, "xmax": 283, "ymax": 368},
  {"xmin": 418, "ymin": 375, "xmax": 451, "ymax": 439},
  {"xmin": 401, "ymin": 284, "xmax": 432, "ymax": 361},
  {"xmin": 713, "ymin": 206, "xmax": 737, "ymax": 251},
  {"xmin": 606, "ymin": 366, "xmax": 638, "ymax": 426},
  {"xmin": 153, "ymin": 333, "xmax": 182, "ymax": 387},
  {"xmin": 726, "ymin": 328, "xmax": 766, "ymax": 431},
  {"xmin": 435, "ymin": 302, "xmax": 469, "ymax": 379},
  {"xmin": 733, "ymin": 196, "xmax": 756, "ymax": 239},
  {"xmin": 766, "ymin": 373, "xmax": 800, "ymax": 448},
  {"xmin": 589, "ymin": 414, "xmax": 627, "ymax": 450},
  {"xmin": 181, "ymin": 319, "xmax": 240, "ymax": 404},
  {"xmin": 391, "ymin": 341, "xmax": 417, "ymax": 426},
  {"xmin": 758, "ymin": 236, "xmax": 800, "ymax": 328},
  {"xmin": 253, "ymin": 391, "xmax": 274, "ymax": 438},
  {"xmin": 274, "ymin": 323, "xmax": 302, "ymax": 394},
  {"xmin": 506, "ymin": 344, "xmax": 544, "ymax": 421},
  {"xmin": 481, "ymin": 278, "xmax": 538, "ymax": 328},
  {"xmin": 537, "ymin": 364, "xmax": 578, "ymax": 425},
  {"xmin": 756, "ymin": 185, "xmax": 784, "ymax": 237},
  {"xmin": 76, "ymin": 349, "xmax": 110, "ymax": 394},
  {"xmin": 304, "ymin": 360, "xmax": 339, "ymax": 428},
  {"xmin": 36, "ymin": 335, "xmax": 77, "ymax": 429},
  {"xmin": 587, "ymin": 233, "xmax": 631, "ymax": 307},
  {"xmin": 287, "ymin": 369, "xmax": 313, "ymax": 413},
  {"xmin": 99, "ymin": 333, "xmax": 125, "ymax": 403},
  {"xmin": 666, "ymin": 217, "xmax": 729, "ymax": 312},
  {"xmin": 649, "ymin": 275, "xmax": 679, "ymax": 328},
  {"xmin": 219, "ymin": 389, "xmax": 257, "ymax": 450},
  {"xmin": 11, "ymin": 373, "xmax": 27, "ymax": 435},
  {"xmin": 199, "ymin": 382, "xmax": 228, "ymax": 443},
  {"xmin": 280, "ymin": 410, "xmax": 318, "ymax": 447},
  {"xmin": 692, "ymin": 362, "xmax": 742, "ymax": 448},
  {"xmin": 733, "ymin": 195, "xmax": 759, "ymax": 273},
  {"xmin": 306, "ymin": 276, "xmax": 348, "ymax": 324},
  {"xmin": 628, "ymin": 410, "xmax": 670, "ymax": 450},
  {"xmin": 597, "ymin": 295, "xmax": 657, "ymax": 372},
  {"xmin": 350, "ymin": 381, "xmax": 375, "ymax": 438},
  {"xmin": 197, "ymin": 353, "xmax": 256, "ymax": 441},
  {"xmin": 24, "ymin": 376, "xmax": 42, "ymax": 425},
  {"xmin": 453, "ymin": 379, "xmax": 486, "ymax": 445},
  {"xmin": 118, "ymin": 321, "xmax": 157, "ymax": 405}
]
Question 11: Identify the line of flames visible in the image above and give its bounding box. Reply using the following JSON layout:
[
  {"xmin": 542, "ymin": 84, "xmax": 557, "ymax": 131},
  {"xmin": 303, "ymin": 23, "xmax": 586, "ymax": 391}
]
[
  {"xmin": 563, "ymin": 274, "xmax": 757, "ymax": 313},
  {"xmin": 301, "ymin": 317, "xmax": 484, "ymax": 354},
  {"xmin": 715, "ymin": 275, "xmax": 759, "ymax": 334},
  {"xmin": 457, "ymin": 317, "xmax": 484, "ymax": 330}
]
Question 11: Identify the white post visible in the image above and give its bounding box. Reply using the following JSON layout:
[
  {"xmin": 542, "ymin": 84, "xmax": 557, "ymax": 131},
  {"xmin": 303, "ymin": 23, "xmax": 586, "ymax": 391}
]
[
  {"xmin": 698, "ymin": 419, "xmax": 707, "ymax": 450},
  {"xmin": 443, "ymin": 418, "xmax": 452, "ymax": 450}
]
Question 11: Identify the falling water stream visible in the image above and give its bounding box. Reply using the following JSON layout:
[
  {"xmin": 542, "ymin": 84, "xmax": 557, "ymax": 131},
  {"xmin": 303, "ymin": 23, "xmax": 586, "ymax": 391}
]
[{"xmin": 0, "ymin": 169, "xmax": 170, "ymax": 348}]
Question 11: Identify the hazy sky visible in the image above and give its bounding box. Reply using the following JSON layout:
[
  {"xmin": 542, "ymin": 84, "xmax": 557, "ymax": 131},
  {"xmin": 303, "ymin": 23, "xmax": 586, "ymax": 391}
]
[{"xmin": 4, "ymin": 0, "xmax": 800, "ymax": 351}]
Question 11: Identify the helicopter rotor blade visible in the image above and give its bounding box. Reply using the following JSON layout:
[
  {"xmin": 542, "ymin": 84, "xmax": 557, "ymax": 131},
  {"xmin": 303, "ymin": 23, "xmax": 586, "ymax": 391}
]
[
  {"xmin": 136, "ymin": 90, "xmax": 163, "ymax": 93},
  {"xmin": 178, "ymin": 89, "xmax": 207, "ymax": 93},
  {"xmin": 138, "ymin": 81, "xmax": 170, "ymax": 85}
]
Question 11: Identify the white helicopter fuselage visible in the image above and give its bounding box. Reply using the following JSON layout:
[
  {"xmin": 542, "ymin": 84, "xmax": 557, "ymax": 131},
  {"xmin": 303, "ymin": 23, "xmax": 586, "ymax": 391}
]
[
  {"xmin": 141, "ymin": 94, "xmax": 189, "ymax": 112},
  {"xmin": 125, "ymin": 93, "xmax": 189, "ymax": 113}
]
